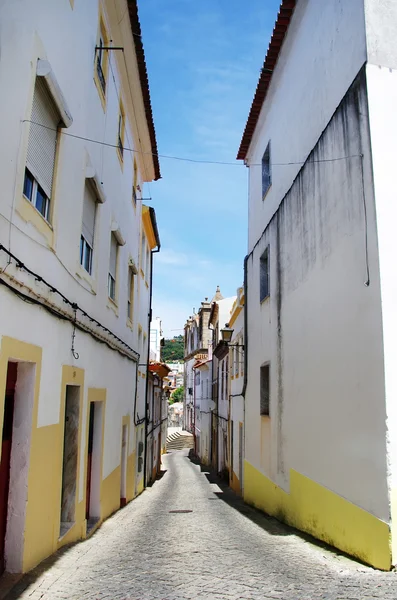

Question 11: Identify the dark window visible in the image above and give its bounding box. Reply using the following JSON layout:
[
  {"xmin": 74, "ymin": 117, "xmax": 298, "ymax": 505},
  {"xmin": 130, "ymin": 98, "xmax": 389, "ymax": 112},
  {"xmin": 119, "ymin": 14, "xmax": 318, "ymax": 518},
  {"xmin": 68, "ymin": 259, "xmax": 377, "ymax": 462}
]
[
  {"xmin": 96, "ymin": 37, "xmax": 106, "ymax": 93},
  {"xmin": 260, "ymin": 246, "xmax": 270, "ymax": 302},
  {"xmin": 260, "ymin": 365, "xmax": 270, "ymax": 416},
  {"xmin": 23, "ymin": 169, "xmax": 34, "ymax": 200},
  {"xmin": 262, "ymin": 143, "xmax": 271, "ymax": 199},
  {"xmin": 35, "ymin": 184, "xmax": 48, "ymax": 219}
]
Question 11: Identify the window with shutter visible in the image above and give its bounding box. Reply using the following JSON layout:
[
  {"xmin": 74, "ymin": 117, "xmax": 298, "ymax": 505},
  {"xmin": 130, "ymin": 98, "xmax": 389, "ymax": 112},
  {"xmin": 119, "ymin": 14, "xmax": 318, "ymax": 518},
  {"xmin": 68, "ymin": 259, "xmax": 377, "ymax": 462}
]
[
  {"xmin": 24, "ymin": 77, "xmax": 59, "ymax": 221},
  {"xmin": 108, "ymin": 234, "xmax": 118, "ymax": 301},
  {"xmin": 80, "ymin": 183, "xmax": 97, "ymax": 274}
]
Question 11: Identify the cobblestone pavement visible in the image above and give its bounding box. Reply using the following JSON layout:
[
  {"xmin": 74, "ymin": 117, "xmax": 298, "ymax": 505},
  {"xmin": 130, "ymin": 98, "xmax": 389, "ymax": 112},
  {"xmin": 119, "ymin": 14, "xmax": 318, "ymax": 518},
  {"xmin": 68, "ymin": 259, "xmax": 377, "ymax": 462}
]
[{"xmin": 6, "ymin": 450, "xmax": 397, "ymax": 599}]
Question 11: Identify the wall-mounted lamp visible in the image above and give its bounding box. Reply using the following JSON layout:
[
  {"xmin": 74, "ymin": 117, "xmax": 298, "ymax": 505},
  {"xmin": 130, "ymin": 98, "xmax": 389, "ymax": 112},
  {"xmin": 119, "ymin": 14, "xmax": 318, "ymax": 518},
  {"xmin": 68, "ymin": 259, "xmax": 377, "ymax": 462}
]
[
  {"xmin": 220, "ymin": 323, "xmax": 245, "ymax": 350},
  {"xmin": 220, "ymin": 324, "xmax": 234, "ymax": 343}
]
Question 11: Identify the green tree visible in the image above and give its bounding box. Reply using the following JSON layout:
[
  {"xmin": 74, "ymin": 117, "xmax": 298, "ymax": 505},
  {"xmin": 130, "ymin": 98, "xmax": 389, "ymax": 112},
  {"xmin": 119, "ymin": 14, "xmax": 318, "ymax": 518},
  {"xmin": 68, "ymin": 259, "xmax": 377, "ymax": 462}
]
[
  {"xmin": 161, "ymin": 335, "xmax": 184, "ymax": 362},
  {"xmin": 170, "ymin": 386, "xmax": 184, "ymax": 405}
]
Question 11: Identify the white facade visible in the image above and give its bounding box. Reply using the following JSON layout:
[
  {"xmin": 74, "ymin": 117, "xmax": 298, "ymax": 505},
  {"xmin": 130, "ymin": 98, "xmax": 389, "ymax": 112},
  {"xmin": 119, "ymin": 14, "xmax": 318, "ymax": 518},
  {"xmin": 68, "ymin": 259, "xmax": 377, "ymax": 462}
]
[
  {"xmin": 240, "ymin": 0, "xmax": 397, "ymax": 570},
  {"xmin": 0, "ymin": 0, "xmax": 160, "ymax": 573},
  {"xmin": 149, "ymin": 317, "xmax": 162, "ymax": 362},
  {"xmin": 209, "ymin": 296, "xmax": 236, "ymax": 474},
  {"xmin": 193, "ymin": 360, "xmax": 212, "ymax": 465},
  {"xmin": 228, "ymin": 288, "xmax": 245, "ymax": 495}
]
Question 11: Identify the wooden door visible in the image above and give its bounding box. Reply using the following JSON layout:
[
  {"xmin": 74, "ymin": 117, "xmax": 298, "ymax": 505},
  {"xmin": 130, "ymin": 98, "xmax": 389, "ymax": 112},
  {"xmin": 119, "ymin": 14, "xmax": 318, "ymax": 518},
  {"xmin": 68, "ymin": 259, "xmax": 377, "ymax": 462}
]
[{"xmin": 0, "ymin": 363, "xmax": 17, "ymax": 573}]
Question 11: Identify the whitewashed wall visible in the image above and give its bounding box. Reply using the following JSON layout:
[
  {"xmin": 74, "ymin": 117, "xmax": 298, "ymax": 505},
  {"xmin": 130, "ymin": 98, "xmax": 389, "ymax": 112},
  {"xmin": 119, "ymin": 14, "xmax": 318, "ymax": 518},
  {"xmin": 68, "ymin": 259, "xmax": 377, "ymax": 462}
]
[
  {"xmin": 230, "ymin": 305, "xmax": 244, "ymax": 487},
  {"xmin": 0, "ymin": 0, "xmax": 154, "ymax": 485},
  {"xmin": 246, "ymin": 0, "xmax": 367, "ymax": 249},
  {"xmin": 245, "ymin": 37, "xmax": 390, "ymax": 521}
]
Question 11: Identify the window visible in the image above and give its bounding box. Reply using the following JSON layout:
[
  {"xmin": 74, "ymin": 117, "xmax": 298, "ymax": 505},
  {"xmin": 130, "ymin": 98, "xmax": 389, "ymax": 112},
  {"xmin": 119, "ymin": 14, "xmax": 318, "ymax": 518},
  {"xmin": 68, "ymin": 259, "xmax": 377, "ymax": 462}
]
[
  {"xmin": 141, "ymin": 232, "xmax": 146, "ymax": 274},
  {"xmin": 117, "ymin": 102, "xmax": 125, "ymax": 160},
  {"xmin": 127, "ymin": 267, "xmax": 134, "ymax": 321},
  {"xmin": 108, "ymin": 234, "xmax": 118, "ymax": 301},
  {"xmin": 24, "ymin": 77, "xmax": 59, "ymax": 222},
  {"xmin": 260, "ymin": 365, "xmax": 270, "ymax": 416},
  {"xmin": 235, "ymin": 344, "xmax": 240, "ymax": 377},
  {"xmin": 133, "ymin": 159, "xmax": 138, "ymax": 206},
  {"xmin": 260, "ymin": 246, "xmax": 270, "ymax": 302},
  {"xmin": 80, "ymin": 182, "xmax": 97, "ymax": 275},
  {"xmin": 146, "ymin": 246, "xmax": 150, "ymax": 281},
  {"xmin": 95, "ymin": 18, "xmax": 108, "ymax": 96},
  {"xmin": 262, "ymin": 142, "xmax": 271, "ymax": 199}
]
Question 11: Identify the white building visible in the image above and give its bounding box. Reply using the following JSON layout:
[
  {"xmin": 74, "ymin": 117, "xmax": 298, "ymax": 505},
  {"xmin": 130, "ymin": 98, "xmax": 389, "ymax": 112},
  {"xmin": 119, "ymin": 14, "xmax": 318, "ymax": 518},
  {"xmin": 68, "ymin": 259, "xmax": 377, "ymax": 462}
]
[
  {"xmin": 149, "ymin": 317, "xmax": 162, "ymax": 362},
  {"xmin": 238, "ymin": 0, "xmax": 397, "ymax": 570},
  {"xmin": 183, "ymin": 298, "xmax": 212, "ymax": 435},
  {"xmin": 0, "ymin": 0, "xmax": 160, "ymax": 574},
  {"xmin": 228, "ymin": 288, "xmax": 245, "ymax": 495},
  {"xmin": 209, "ymin": 294, "xmax": 236, "ymax": 475},
  {"xmin": 193, "ymin": 358, "xmax": 212, "ymax": 465}
]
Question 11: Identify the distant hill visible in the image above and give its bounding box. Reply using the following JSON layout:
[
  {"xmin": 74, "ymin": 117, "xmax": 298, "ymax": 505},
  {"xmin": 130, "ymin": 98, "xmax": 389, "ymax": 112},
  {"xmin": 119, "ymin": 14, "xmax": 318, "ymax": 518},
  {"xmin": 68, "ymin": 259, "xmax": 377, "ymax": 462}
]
[{"xmin": 162, "ymin": 335, "xmax": 184, "ymax": 362}]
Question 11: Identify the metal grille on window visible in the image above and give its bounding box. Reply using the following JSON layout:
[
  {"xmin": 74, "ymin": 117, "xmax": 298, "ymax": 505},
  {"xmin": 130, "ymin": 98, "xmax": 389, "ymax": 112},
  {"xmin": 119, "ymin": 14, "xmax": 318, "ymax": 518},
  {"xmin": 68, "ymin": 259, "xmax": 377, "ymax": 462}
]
[{"xmin": 26, "ymin": 77, "xmax": 59, "ymax": 199}]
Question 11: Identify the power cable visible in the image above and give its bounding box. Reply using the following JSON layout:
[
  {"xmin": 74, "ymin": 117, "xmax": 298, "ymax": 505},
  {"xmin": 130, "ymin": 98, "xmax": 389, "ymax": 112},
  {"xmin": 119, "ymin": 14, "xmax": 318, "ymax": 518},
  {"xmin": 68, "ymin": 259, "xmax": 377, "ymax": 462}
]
[
  {"xmin": 0, "ymin": 207, "xmax": 96, "ymax": 295},
  {"xmin": 0, "ymin": 244, "xmax": 139, "ymax": 361},
  {"xmin": 21, "ymin": 120, "xmax": 362, "ymax": 170}
]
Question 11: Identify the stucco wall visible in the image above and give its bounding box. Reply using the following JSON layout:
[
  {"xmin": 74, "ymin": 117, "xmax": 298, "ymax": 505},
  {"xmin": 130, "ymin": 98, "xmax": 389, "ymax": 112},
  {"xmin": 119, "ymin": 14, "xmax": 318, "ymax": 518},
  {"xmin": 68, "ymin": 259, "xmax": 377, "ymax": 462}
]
[
  {"xmin": 246, "ymin": 0, "xmax": 367, "ymax": 250},
  {"xmin": 366, "ymin": 63, "xmax": 397, "ymax": 558},
  {"xmin": 245, "ymin": 69, "xmax": 389, "ymax": 522},
  {"xmin": 365, "ymin": 0, "xmax": 397, "ymax": 69}
]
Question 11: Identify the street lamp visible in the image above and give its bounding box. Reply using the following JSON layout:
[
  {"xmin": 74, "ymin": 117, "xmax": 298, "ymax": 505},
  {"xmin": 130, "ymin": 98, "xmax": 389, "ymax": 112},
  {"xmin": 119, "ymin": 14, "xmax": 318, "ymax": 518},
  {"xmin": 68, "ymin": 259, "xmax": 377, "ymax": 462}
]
[
  {"xmin": 220, "ymin": 324, "xmax": 233, "ymax": 343},
  {"xmin": 220, "ymin": 323, "xmax": 245, "ymax": 350}
]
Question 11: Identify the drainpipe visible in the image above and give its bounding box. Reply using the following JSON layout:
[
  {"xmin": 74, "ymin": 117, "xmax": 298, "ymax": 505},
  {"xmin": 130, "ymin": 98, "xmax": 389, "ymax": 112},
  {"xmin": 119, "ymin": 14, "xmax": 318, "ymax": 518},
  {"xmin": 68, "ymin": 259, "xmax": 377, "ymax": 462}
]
[{"xmin": 143, "ymin": 209, "xmax": 160, "ymax": 489}]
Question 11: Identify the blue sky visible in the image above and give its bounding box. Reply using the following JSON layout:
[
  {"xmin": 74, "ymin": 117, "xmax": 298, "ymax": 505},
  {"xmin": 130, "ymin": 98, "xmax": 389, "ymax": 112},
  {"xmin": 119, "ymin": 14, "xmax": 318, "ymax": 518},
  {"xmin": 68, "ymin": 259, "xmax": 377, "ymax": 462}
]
[{"xmin": 139, "ymin": 1, "xmax": 281, "ymax": 338}]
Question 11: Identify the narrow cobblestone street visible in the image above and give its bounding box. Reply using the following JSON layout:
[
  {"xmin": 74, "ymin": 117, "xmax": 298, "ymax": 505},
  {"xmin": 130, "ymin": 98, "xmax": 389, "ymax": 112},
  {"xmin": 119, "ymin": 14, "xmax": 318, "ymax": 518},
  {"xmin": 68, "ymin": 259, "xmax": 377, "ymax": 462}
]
[{"xmin": 6, "ymin": 450, "xmax": 397, "ymax": 600}]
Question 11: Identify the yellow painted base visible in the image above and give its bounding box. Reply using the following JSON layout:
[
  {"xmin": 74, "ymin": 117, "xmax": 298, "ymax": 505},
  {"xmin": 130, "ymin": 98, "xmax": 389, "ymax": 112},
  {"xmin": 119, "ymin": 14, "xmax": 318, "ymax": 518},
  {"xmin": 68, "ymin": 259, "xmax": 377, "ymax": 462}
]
[{"xmin": 244, "ymin": 461, "xmax": 391, "ymax": 570}]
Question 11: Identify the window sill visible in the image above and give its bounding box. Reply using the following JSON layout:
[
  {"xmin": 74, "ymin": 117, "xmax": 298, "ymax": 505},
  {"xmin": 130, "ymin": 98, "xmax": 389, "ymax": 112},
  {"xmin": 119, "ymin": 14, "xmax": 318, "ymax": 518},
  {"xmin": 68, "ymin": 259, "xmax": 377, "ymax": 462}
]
[
  {"xmin": 17, "ymin": 196, "xmax": 54, "ymax": 247},
  {"xmin": 126, "ymin": 318, "xmax": 133, "ymax": 330},
  {"xmin": 260, "ymin": 414, "xmax": 270, "ymax": 420},
  {"xmin": 76, "ymin": 264, "xmax": 97, "ymax": 293},
  {"xmin": 107, "ymin": 297, "xmax": 119, "ymax": 316},
  {"xmin": 260, "ymin": 294, "xmax": 270, "ymax": 305},
  {"xmin": 140, "ymin": 269, "xmax": 144, "ymax": 279},
  {"xmin": 145, "ymin": 280, "xmax": 149, "ymax": 290},
  {"xmin": 93, "ymin": 74, "xmax": 106, "ymax": 112}
]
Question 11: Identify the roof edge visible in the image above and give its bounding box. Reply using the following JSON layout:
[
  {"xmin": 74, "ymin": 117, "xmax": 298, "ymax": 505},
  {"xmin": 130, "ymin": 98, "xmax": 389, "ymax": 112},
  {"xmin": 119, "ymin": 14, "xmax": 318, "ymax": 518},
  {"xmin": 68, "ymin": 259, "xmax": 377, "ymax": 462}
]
[
  {"xmin": 127, "ymin": 1, "xmax": 161, "ymax": 180},
  {"xmin": 237, "ymin": 0, "xmax": 296, "ymax": 161}
]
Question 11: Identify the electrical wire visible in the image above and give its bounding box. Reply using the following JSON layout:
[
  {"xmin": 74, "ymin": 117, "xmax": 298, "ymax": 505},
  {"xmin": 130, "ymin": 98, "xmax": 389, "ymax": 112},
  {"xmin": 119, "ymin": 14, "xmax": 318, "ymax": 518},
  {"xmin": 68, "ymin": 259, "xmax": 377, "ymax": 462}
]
[
  {"xmin": 0, "ymin": 244, "xmax": 139, "ymax": 361},
  {"xmin": 21, "ymin": 120, "xmax": 362, "ymax": 170},
  {"xmin": 0, "ymin": 208, "xmax": 96, "ymax": 295}
]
